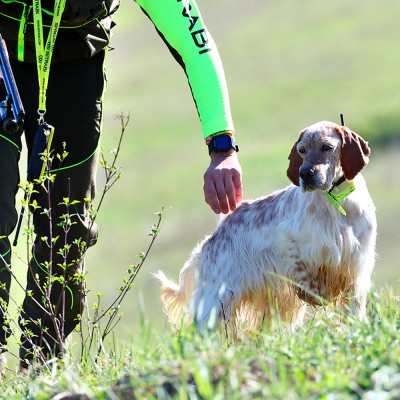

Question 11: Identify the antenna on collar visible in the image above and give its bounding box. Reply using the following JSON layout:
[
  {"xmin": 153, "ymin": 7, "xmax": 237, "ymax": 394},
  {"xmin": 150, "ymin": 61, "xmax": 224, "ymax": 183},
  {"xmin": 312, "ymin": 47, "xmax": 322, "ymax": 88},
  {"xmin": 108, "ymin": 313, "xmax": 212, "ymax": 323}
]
[{"xmin": 340, "ymin": 113, "xmax": 345, "ymax": 126}]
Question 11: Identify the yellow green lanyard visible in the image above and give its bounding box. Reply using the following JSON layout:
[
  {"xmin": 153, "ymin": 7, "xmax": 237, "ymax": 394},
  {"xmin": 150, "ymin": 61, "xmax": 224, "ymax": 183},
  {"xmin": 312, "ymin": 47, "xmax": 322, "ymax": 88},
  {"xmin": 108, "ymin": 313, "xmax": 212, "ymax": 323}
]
[{"xmin": 32, "ymin": 0, "xmax": 66, "ymax": 122}]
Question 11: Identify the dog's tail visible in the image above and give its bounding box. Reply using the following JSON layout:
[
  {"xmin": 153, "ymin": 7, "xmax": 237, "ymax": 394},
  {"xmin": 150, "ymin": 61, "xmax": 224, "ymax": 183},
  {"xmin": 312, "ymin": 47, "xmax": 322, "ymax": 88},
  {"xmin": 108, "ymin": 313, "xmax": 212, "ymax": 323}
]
[
  {"xmin": 153, "ymin": 270, "xmax": 191, "ymax": 327},
  {"xmin": 154, "ymin": 238, "xmax": 205, "ymax": 328}
]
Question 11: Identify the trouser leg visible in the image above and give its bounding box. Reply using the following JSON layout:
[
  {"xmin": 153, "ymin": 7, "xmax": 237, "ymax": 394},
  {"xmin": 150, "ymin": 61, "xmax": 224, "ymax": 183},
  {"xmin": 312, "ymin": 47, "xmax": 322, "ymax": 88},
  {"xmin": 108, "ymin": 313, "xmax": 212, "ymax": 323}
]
[
  {"xmin": 19, "ymin": 153, "xmax": 99, "ymax": 362},
  {"xmin": 0, "ymin": 238, "xmax": 13, "ymax": 349},
  {"xmin": 11, "ymin": 52, "xmax": 105, "ymax": 363},
  {"xmin": 0, "ymin": 122, "xmax": 21, "ymax": 348}
]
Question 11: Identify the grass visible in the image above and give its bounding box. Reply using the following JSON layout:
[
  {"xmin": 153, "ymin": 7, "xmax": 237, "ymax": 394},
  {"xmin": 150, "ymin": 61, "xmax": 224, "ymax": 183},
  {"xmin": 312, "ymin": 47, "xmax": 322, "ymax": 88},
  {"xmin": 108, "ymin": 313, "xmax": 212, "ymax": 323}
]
[{"xmin": 1, "ymin": 290, "xmax": 399, "ymax": 399}]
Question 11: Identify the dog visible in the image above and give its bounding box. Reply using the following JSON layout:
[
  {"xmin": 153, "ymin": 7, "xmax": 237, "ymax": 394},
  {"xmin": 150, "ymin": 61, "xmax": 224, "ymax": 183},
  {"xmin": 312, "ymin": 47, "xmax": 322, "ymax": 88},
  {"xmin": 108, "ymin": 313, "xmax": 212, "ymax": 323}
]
[{"xmin": 155, "ymin": 121, "xmax": 377, "ymax": 335}]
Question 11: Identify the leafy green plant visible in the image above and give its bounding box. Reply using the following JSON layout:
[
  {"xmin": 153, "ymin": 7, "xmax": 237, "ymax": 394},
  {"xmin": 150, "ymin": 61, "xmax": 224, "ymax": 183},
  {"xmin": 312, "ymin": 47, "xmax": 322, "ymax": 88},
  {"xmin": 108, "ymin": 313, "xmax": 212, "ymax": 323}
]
[{"xmin": 0, "ymin": 114, "xmax": 164, "ymax": 373}]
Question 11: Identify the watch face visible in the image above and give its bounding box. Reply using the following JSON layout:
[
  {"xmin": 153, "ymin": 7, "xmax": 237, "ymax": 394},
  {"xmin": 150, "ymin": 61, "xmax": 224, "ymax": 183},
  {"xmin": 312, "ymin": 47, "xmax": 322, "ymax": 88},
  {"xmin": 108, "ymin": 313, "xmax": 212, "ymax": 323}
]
[
  {"xmin": 208, "ymin": 134, "xmax": 237, "ymax": 154},
  {"xmin": 214, "ymin": 135, "xmax": 232, "ymax": 149}
]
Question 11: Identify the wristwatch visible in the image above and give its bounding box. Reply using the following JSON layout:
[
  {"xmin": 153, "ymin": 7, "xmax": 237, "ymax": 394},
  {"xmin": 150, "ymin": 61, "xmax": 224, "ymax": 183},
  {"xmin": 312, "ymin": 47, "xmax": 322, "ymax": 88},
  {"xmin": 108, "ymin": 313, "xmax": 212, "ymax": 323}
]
[{"xmin": 208, "ymin": 134, "xmax": 239, "ymax": 155}]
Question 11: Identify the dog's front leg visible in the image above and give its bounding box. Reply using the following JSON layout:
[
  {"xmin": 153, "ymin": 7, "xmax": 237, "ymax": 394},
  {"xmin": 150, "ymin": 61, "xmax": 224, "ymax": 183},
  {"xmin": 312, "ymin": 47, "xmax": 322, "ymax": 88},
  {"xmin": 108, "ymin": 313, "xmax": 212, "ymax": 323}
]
[
  {"xmin": 193, "ymin": 282, "xmax": 236, "ymax": 330},
  {"xmin": 342, "ymin": 285, "xmax": 369, "ymax": 322},
  {"xmin": 344, "ymin": 257, "xmax": 374, "ymax": 321}
]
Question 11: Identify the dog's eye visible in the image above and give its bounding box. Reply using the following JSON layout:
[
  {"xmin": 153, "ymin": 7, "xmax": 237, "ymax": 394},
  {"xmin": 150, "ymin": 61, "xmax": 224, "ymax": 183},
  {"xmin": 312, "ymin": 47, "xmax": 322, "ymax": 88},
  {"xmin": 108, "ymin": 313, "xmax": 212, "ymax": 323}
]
[
  {"xmin": 298, "ymin": 147, "xmax": 306, "ymax": 154},
  {"xmin": 322, "ymin": 144, "xmax": 333, "ymax": 151}
]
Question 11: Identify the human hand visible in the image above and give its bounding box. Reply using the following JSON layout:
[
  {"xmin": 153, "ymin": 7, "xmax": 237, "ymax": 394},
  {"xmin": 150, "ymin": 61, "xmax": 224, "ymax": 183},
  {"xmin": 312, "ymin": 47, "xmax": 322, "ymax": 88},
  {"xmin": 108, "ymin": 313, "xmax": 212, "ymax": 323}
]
[{"xmin": 203, "ymin": 150, "xmax": 243, "ymax": 214}]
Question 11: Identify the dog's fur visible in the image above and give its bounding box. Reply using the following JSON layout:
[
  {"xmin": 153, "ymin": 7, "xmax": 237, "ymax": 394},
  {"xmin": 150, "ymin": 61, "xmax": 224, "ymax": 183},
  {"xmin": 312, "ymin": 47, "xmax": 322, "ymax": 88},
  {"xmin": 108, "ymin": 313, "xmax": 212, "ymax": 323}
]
[{"xmin": 155, "ymin": 121, "xmax": 377, "ymax": 334}]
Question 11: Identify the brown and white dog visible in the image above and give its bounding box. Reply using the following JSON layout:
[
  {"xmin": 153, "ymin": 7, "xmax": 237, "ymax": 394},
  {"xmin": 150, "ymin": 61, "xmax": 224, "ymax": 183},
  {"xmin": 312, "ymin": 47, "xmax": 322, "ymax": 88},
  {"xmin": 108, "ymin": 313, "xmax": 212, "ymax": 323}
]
[{"xmin": 155, "ymin": 121, "xmax": 377, "ymax": 334}]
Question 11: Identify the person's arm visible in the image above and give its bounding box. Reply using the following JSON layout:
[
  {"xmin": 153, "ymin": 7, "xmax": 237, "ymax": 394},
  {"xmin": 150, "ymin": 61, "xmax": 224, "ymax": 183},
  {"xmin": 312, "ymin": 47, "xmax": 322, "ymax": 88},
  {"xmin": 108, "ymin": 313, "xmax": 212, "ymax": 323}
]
[{"xmin": 134, "ymin": 0, "xmax": 242, "ymax": 213}]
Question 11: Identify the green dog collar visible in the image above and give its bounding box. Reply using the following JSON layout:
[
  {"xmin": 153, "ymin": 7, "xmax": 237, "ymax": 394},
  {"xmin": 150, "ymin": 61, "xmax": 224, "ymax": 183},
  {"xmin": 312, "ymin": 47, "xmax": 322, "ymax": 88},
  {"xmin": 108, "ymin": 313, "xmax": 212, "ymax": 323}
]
[{"xmin": 324, "ymin": 178, "xmax": 355, "ymax": 216}]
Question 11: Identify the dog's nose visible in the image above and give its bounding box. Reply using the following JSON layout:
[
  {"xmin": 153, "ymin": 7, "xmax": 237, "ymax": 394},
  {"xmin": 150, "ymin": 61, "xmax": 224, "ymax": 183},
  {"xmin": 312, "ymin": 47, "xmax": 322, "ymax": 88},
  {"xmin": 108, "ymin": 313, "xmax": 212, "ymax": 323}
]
[{"xmin": 299, "ymin": 166, "xmax": 315, "ymax": 180}]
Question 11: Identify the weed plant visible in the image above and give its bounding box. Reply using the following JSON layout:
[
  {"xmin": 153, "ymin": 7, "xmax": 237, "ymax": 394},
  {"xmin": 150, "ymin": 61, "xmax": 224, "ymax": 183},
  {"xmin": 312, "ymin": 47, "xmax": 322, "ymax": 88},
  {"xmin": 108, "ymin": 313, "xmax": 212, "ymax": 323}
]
[{"xmin": 0, "ymin": 114, "xmax": 162, "ymax": 371}]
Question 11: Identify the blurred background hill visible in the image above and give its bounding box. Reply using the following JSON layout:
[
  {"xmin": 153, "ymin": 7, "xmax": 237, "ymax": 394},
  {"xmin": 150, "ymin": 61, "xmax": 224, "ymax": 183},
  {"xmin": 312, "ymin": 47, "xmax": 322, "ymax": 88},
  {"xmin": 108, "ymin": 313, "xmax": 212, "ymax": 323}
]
[
  {"xmin": 43, "ymin": 0, "xmax": 400, "ymax": 340},
  {"xmin": 92, "ymin": 0, "xmax": 400, "ymax": 335}
]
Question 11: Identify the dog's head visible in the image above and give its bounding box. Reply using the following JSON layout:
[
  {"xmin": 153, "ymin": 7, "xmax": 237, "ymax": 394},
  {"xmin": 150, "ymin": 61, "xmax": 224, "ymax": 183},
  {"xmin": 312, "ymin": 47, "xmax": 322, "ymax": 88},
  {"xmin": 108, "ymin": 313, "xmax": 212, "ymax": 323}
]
[{"xmin": 287, "ymin": 121, "xmax": 371, "ymax": 191}]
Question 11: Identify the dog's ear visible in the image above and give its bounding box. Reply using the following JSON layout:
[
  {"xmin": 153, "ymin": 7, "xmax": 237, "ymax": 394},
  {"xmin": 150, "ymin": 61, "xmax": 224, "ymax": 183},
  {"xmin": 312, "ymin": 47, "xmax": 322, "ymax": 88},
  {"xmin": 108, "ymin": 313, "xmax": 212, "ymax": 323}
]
[
  {"xmin": 338, "ymin": 126, "xmax": 371, "ymax": 180},
  {"xmin": 287, "ymin": 133, "xmax": 304, "ymax": 186}
]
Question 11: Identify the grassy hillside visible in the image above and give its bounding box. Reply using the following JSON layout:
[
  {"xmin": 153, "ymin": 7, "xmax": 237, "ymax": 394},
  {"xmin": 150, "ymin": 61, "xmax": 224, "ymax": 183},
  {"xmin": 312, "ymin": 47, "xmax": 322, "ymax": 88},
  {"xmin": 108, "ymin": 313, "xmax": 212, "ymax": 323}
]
[
  {"xmin": 79, "ymin": 0, "xmax": 400, "ymax": 337},
  {"xmin": 9, "ymin": 0, "xmax": 399, "ymax": 347},
  {"xmin": 3, "ymin": 291, "xmax": 400, "ymax": 399},
  {"xmin": 2, "ymin": 0, "xmax": 400, "ymax": 393}
]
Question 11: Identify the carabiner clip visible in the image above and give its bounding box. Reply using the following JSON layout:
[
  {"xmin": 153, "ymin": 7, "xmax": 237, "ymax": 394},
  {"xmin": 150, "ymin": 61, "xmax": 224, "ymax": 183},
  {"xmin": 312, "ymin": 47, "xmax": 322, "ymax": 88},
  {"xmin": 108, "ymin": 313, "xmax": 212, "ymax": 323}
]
[{"xmin": 37, "ymin": 109, "xmax": 46, "ymax": 125}]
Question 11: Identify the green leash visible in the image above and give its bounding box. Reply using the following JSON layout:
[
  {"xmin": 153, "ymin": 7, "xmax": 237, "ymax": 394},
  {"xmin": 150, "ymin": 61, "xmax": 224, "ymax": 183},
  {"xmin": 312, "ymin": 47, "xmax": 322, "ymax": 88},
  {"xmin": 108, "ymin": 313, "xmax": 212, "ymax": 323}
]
[
  {"xmin": 324, "ymin": 178, "xmax": 355, "ymax": 216},
  {"xmin": 14, "ymin": 1, "xmax": 66, "ymax": 247},
  {"xmin": 32, "ymin": 0, "xmax": 66, "ymax": 120}
]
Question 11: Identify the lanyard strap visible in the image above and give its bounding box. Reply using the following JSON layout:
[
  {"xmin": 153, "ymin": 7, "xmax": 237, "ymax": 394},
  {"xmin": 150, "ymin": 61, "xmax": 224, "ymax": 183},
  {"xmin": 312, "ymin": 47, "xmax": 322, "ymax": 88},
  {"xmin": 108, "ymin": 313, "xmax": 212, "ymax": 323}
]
[{"xmin": 32, "ymin": 0, "xmax": 66, "ymax": 119}]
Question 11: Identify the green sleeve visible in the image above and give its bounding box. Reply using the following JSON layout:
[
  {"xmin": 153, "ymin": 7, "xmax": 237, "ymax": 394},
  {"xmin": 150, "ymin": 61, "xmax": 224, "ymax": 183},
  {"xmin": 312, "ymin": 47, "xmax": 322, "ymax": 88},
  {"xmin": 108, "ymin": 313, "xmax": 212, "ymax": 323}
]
[{"xmin": 134, "ymin": 0, "xmax": 235, "ymax": 138}]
